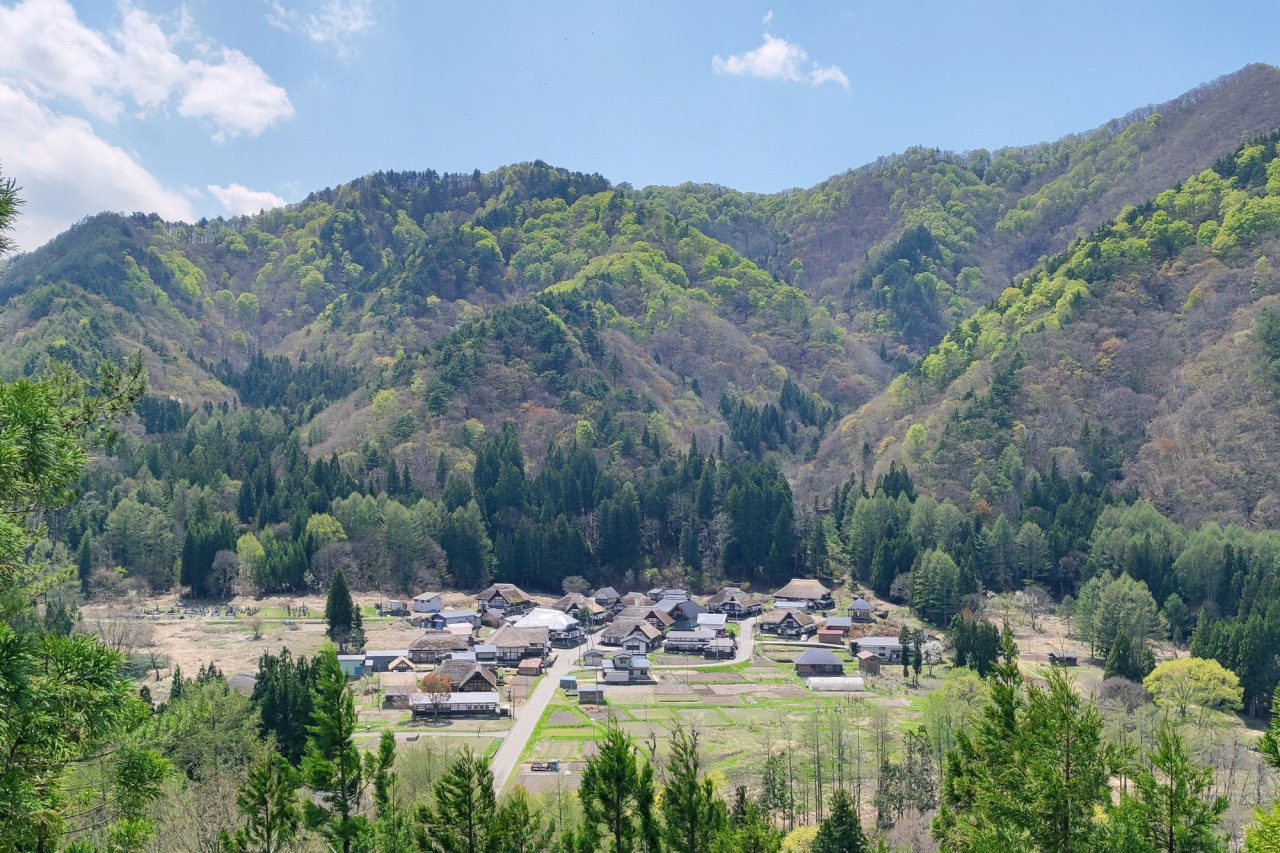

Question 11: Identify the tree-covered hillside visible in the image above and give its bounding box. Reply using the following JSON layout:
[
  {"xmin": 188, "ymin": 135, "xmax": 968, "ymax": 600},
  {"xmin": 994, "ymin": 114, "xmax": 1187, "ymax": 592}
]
[{"xmin": 7, "ymin": 64, "xmax": 1280, "ymax": 701}]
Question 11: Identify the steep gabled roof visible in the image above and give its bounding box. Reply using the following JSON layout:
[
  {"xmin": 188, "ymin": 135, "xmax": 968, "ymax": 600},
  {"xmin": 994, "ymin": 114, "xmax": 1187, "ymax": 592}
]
[
  {"xmin": 476, "ymin": 583, "xmax": 531, "ymax": 603},
  {"xmin": 409, "ymin": 632, "xmax": 469, "ymax": 651},
  {"xmin": 617, "ymin": 606, "xmax": 674, "ymax": 627},
  {"xmin": 773, "ymin": 578, "xmax": 832, "ymax": 600}
]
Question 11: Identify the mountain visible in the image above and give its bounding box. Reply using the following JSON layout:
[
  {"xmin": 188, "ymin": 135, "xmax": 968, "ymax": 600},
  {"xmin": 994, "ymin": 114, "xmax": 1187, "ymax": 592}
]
[{"xmin": 4, "ymin": 65, "xmax": 1280, "ymax": 622}]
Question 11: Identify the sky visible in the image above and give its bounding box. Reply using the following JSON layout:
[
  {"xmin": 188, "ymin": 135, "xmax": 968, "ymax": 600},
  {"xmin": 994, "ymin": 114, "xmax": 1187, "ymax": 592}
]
[{"xmin": 2, "ymin": 0, "xmax": 1280, "ymax": 252}]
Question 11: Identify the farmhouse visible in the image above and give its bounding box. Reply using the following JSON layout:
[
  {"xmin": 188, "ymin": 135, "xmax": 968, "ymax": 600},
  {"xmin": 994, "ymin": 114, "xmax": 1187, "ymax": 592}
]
[
  {"xmin": 851, "ymin": 636, "xmax": 905, "ymax": 663},
  {"xmin": 408, "ymin": 632, "xmax": 470, "ymax": 664},
  {"xmin": 618, "ymin": 592, "xmax": 655, "ymax": 608},
  {"xmin": 592, "ymin": 586, "xmax": 620, "ymax": 609},
  {"xmin": 794, "ymin": 648, "xmax": 844, "ymax": 676},
  {"xmin": 648, "ymin": 587, "xmax": 688, "ymax": 601},
  {"xmin": 583, "ymin": 649, "xmax": 606, "ymax": 667},
  {"xmin": 655, "ymin": 597, "xmax": 706, "ymax": 630},
  {"xmin": 362, "ymin": 649, "xmax": 411, "ymax": 672},
  {"xmin": 615, "ymin": 605, "xmax": 675, "ymax": 633},
  {"xmin": 475, "ymin": 583, "xmax": 533, "ymax": 616},
  {"xmin": 600, "ymin": 618, "xmax": 663, "ymax": 650},
  {"xmin": 706, "ymin": 586, "xmax": 765, "ymax": 619},
  {"xmin": 772, "ymin": 578, "xmax": 834, "ymax": 611},
  {"xmin": 551, "ymin": 593, "xmax": 607, "ymax": 627},
  {"xmin": 487, "ymin": 623, "xmax": 550, "ymax": 663},
  {"xmin": 848, "ymin": 597, "xmax": 874, "ymax": 622},
  {"xmin": 602, "ymin": 652, "xmax": 652, "ymax": 683},
  {"xmin": 579, "ymin": 684, "xmax": 606, "ymax": 705},
  {"xmin": 663, "ymin": 627, "xmax": 716, "ymax": 654},
  {"xmin": 514, "ymin": 607, "xmax": 586, "ymax": 647},
  {"xmin": 412, "ymin": 592, "xmax": 444, "ymax": 613},
  {"xmin": 409, "ymin": 691, "xmax": 501, "ymax": 717},
  {"xmin": 434, "ymin": 659, "xmax": 499, "ymax": 693},
  {"xmin": 759, "ymin": 608, "xmax": 817, "ymax": 639},
  {"xmin": 704, "ymin": 637, "xmax": 736, "ymax": 659}
]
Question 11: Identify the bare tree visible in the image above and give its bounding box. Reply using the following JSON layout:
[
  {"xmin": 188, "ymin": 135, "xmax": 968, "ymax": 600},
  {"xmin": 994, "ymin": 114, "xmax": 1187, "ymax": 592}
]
[
  {"xmin": 1015, "ymin": 585, "xmax": 1052, "ymax": 632},
  {"xmin": 84, "ymin": 610, "xmax": 154, "ymax": 658},
  {"xmin": 249, "ymin": 616, "xmax": 264, "ymax": 640},
  {"xmin": 209, "ymin": 550, "xmax": 240, "ymax": 599},
  {"xmin": 562, "ymin": 575, "xmax": 591, "ymax": 595}
]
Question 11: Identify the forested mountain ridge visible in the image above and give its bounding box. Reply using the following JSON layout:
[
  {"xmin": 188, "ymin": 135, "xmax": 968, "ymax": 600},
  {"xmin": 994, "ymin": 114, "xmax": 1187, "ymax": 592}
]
[{"xmin": 4, "ymin": 64, "xmax": 1280, "ymax": 616}]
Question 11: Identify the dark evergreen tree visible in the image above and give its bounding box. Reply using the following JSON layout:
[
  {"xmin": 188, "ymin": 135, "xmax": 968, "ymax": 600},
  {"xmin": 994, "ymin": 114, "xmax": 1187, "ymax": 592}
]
[
  {"xmin": 812, "ymin": 789, "xmax": 867, "ymax": 853},
  {"xmin": 325, "ymin": 569, "xmax": 358, "ymax": 652}
]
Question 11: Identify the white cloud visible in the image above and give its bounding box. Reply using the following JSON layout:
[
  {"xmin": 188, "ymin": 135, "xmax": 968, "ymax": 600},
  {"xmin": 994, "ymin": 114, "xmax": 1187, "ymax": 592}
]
[
  {"xmin": 266, "ymin": 0, "xmax": 377, "ymax": 59},
  {"xmin": 0, "ymin": 82, "xmax": 195, "ymax": 251},
  {"xmin": 0, "ymin": 0, "xmax": 294, "ymax": 139},
  {"xmin": 712, "ymin": 26, "xmax": 849, "ymax": 89},
  {"xmin": 207, "ymin": 183, "xmax": 288, "ymax": 216},
  {"xmin": 180, "ymin": 49, "xmax": 294, "ymax": 141}
]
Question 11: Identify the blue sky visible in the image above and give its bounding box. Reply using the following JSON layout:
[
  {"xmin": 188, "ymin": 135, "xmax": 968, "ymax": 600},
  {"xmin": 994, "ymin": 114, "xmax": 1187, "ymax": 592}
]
[{"xmin": 1, "ymin": 0, "xmax": 1279, "ymax": 251}]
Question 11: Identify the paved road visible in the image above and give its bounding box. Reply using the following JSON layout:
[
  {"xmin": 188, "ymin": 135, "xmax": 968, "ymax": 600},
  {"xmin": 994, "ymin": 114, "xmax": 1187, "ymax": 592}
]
[
  {"xmin": 489, "ymin": 646, "xmax": 577, "ymax": 793},
  {"xmin": 489, "ymin": 618, "xmax": 758, "ymax": 790}
]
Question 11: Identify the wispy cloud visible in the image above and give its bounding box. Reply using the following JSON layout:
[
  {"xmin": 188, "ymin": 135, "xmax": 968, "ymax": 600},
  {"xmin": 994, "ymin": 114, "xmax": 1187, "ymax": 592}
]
[
  {"xmin": 712, "ymin": 12, "xmax": 849, "ymax": 89},
  {"xmin": 266, "ymin": 0, "xmax": 377, "ymax": 59},
  {"xmin": 207, "ymin": 183, "xmax": 288, "ymax": 216}
]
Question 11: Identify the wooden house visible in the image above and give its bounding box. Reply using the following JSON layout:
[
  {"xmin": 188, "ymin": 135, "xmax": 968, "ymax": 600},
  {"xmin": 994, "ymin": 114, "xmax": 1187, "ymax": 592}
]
[
  {"xmin": 794, "ymin": 648, "xmax": 844, "ymax": 677},
  {"xmin": 475, "ymin": 583, "xmax": 533, "ymax": 616},
  {"xmin": 772, "ymin": 578, "xmax": 834, "ymax": 611}
]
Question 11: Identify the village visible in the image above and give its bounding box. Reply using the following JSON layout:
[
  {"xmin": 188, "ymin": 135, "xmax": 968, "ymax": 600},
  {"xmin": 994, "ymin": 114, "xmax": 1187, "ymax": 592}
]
[{"xmin": 109, "ymin": 576, "xmax": 1053, "ymax": 795}]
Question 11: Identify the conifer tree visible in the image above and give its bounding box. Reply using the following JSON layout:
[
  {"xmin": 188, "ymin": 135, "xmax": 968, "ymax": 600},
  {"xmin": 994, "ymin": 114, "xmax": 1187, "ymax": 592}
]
[
  {"xmin": 220, "ymin": 751, "xmax": 302, "ymax": 853},
  {"xmin": 812, "ymin": 789, "xmax": 867, "ymax": 853},
  {"xmin": 414, "ymin": 748, "xmax": 499, "ymax": 853},
  {"xmin": 899, "ymin": 625, "xmax": 912, "ymax": 679},
  {"xmin": 325, "ymin": 569, "xmax": 357, "ymax": 651},
  {"xmin": 1123, "ymin": 721, "xmax": 1227, "ymax": 853},
  {"xmin": 661, "ymin": 725, "xmax": 726, "ymax": 853},
  {"xmin": 302, "ymin": 647, "xmax": 369, "ymax": 853},
  {"xmin": 578, "ymin": 724, "xmax": 659, "ymax": 853}
]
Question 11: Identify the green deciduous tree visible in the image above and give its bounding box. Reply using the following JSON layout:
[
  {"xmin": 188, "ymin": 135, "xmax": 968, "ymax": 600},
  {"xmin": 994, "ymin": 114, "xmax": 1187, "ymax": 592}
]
[{"xmin": 1143, "ymin": 657, "xmax": 1243, "ymax": 721}]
